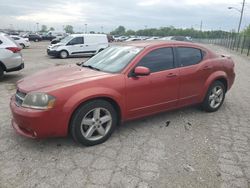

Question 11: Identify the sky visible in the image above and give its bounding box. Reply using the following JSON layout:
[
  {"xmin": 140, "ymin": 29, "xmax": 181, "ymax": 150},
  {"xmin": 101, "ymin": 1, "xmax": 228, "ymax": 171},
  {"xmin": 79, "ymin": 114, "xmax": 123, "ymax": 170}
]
[{"xmin": 0, "ymin": 0, "xmax": 249, "ymax": 32}]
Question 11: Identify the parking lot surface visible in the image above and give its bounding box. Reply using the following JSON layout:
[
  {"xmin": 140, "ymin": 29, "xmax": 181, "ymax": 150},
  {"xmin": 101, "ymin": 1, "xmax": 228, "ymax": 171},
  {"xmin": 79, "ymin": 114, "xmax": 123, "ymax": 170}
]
[{"xmin": 0, "ymin": 42, "xmax": 250, "ymax": 188}]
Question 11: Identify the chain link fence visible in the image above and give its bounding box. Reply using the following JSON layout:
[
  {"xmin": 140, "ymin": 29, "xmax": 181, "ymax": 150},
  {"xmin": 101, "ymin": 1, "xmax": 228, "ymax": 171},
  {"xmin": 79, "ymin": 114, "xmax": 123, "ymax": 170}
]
[{"xmin": 195, "ymin": 34, "xmax": 250, "ymax": 56}]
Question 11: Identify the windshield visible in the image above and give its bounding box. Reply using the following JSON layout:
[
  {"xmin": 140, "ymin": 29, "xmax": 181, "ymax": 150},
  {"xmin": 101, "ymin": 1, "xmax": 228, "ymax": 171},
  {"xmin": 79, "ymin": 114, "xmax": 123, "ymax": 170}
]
[
  {"xmin": 60, "ymin": 35, "xmax": 74, "ymax": 43},
  {"xmin": 83, "ymin": 46, "xmax": 142, "ymax": 73}
]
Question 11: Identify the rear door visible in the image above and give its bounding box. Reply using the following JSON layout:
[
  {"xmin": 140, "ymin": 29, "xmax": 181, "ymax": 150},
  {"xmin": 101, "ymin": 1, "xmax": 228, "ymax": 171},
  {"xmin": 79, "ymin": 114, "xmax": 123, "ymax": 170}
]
[{"xmin": 176, "ymin": 47, "xmax": 212, "ymax": 106}]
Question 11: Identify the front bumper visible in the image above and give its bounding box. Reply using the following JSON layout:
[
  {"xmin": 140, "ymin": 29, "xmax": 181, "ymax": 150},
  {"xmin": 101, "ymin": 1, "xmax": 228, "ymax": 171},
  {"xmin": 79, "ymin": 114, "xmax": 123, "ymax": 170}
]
[
  {"xmin": 10, "ymin": 96, "xmax": 68, "ymax": 138},
  {"xmin": 47, "ymin": 49, "xmax": 60, "ymax": 57}
]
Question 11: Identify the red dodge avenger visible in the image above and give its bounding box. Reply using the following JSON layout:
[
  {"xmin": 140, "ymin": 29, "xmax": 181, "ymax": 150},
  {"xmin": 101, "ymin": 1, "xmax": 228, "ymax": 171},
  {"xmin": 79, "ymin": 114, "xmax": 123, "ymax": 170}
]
[{"xmin": 10, "ymin": 41, "xmax": 235, "ymax": 146}]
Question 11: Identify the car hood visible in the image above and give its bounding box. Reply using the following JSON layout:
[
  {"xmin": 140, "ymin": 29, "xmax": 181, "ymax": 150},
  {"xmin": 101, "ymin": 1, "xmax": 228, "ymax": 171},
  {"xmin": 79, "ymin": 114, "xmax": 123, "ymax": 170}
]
[{"xmin": 17, "ymin": 64, "xmax": 110, "ymax": 92}]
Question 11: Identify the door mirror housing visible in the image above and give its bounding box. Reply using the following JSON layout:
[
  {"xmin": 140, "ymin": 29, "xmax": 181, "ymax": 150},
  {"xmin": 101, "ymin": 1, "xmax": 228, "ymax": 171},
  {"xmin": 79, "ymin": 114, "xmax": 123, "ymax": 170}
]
[{"xmin": 133, "ymin": 66, "xmax": 150, "ymax": 76}]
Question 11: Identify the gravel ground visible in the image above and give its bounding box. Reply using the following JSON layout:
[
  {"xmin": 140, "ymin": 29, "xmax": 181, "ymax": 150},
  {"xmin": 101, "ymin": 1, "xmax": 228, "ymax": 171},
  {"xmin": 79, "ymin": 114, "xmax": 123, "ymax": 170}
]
[{"xmin": 0, "ymin": 42, "xmax": 249, "ymax": 188}]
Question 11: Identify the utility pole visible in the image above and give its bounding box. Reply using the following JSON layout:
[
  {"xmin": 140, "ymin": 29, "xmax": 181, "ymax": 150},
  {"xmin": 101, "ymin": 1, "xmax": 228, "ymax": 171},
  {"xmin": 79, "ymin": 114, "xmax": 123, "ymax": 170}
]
[
  {"xmin": 200, "ymin": 20, "xmax": 203, "ymax": 32},
  {"xmin": 228, "ymin": 0, "xmax": 245, "ymax": 34},
  {"xmin": 237, "ymin": 0, "xmax": 245, "ymax": 33},
  {"xmin": 101, "ymin": 26, "xmax": 103, "ymax": 33}
]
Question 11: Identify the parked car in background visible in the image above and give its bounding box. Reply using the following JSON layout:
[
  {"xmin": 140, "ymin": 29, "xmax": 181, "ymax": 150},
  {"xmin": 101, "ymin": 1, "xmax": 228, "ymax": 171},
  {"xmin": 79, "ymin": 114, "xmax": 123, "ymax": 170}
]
[
  {"xmin": 0, "ymin": 33, "xmax": 24, "ymax": 78},
  {"xmin": 42, "ymin": 31, "xmax": 67, "ymax": 41},
  {"xmin": 47, "ymin": 34, "xmax": 109, "ymax": 58},
  {"xmin": 50, "ymin": 35, "xmax": 67, "ymax": 44},
  {"xmin": 115, "ymin": 36, "xmax": 129, "ymax": 42},
  {"xmin": 161, "ymin": 36, "xmax": 192, "ymax": 42},
  {"xmin": 10, "ymin": 35, "xmax": 30, "ymax": 48},
  {"xmin": 10, "ymin": 41, "xmax": 235, "ymax": 146},
  {"xmin": 146, "ymin": 36, "xmax": 160, "ymax": 40},
  {"xmin": 26, "ymin": 34, "xmax": 42, "ymax": 42},
  {"xmin": 126, "ymin": 37, "xmax": 141, "ymax": 42}
]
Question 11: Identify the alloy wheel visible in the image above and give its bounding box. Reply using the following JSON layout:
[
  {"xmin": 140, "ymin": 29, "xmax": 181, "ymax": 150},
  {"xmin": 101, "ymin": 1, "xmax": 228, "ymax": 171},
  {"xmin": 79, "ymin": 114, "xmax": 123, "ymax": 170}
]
[
  {"xmin": 208, "ymin": 85, "xmax": 224, "ymax": 109},
  {"xmin": 80, "ymin": 107, "xmax": 112, "ymax": 141}
]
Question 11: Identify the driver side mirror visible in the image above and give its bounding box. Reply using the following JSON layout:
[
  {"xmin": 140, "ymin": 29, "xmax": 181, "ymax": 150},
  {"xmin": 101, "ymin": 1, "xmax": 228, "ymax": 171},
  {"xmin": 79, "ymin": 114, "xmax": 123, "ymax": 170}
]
[{"xmin": 133, "ymin": 66, "xmax": 150, "ymax": 76}]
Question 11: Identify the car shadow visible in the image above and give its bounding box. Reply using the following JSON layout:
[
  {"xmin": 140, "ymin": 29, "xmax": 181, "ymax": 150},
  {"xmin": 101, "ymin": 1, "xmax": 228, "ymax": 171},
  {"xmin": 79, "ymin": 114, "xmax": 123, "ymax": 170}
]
[
  {"xmin": 0, "ymin": 74, "xmax": 24, "ymax": 84},
  {"xmin": 12, "ymin": 105, "xmax": 206, "ymax": 150}
]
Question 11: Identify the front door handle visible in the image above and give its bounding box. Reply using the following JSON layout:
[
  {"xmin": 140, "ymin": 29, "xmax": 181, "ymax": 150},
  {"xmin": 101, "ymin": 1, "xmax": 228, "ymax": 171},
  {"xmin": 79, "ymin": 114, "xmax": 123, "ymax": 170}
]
[
  {"xmin": 166, "ymin": 73, "xmax": 177, "ymax": 78},
  {"xmin": 85, "ymin": 45, "xmax": 89, "ymax": 47}
]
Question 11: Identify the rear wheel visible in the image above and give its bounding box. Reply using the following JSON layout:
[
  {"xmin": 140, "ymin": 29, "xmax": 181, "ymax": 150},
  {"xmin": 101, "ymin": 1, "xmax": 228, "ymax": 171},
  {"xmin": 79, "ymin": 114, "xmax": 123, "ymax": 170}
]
[
  {"xmin": 70, "ymin": 100, "xmax": 117, "ymax": 146},
  {"xmin": 60, "ymin": 50, "xmax": 68, "ymax": 59},
  {"xmin": 202, "ymin": 81, "xmax": 225, "ymax": 112}
]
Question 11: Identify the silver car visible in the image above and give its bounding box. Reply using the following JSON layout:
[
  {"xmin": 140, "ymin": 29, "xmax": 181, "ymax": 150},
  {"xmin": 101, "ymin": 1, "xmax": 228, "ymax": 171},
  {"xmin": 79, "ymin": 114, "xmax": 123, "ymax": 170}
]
[{"xmin": 0, "ymin": 33, "xmax": 24, "ymax": 78}]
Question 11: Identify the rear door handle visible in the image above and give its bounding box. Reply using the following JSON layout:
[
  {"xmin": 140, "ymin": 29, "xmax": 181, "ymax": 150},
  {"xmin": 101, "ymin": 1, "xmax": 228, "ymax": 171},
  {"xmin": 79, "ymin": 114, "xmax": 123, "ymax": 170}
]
[{"xmin": 166, "ymin": 73, "xmax": 177, "ymax": 78}]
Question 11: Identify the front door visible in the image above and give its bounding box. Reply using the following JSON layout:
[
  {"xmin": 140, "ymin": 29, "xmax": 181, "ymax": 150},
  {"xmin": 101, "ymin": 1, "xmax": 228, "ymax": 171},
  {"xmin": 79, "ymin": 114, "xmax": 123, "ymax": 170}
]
[
  {"xmin": 125, "ymin": 47, "xmax": 180, "ymax": 119},
  {"xmin": 66, "ymin": 37, "xmax": 84, "ymax": 55}
]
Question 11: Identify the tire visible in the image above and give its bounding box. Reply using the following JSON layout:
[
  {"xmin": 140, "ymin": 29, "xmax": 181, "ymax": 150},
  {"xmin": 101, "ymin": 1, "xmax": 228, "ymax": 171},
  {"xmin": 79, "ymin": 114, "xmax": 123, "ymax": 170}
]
[
  {"xmin": 59, "ymin": 50, "xmax": 68, "ymax": 59},
  {"xmin": 70, "ymin": 100, "xmax": 118, "ymax": 146},
  {"xmin": 201, "ymin": 81, "xmax": 225, "ymax": 112},
  {"xmin": 20, "ymin": 44, "xmax": 25, "ymax": 49},
  {"xmin": 0, "ymin": 66, "xmax": 4, "ymax": 79}
]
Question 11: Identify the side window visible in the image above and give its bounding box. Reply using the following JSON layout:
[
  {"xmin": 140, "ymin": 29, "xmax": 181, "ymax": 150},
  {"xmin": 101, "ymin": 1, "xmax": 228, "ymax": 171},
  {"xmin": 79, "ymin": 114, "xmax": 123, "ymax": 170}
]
[
  {"xmin": 177, "ymin": 47, "xmax": 202, "ymax": 67},
  {"xmin": 137, "ymin": 48, "xmax": 174, "ymax": 73},
  {"xmin": 67, "ymin": 37, "xmax": 84, "ymax": 45}
]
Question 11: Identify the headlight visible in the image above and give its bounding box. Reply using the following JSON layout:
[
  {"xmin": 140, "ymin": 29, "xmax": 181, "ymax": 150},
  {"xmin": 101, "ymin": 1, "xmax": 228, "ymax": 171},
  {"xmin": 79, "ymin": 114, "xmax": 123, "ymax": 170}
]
[
  {"xmin": 22, "ymin": 92, "xmax": 56, "ymax": 110},
  {"xmin": 51, "ymin": 45, "xmax": 60, "ymax": 49}
]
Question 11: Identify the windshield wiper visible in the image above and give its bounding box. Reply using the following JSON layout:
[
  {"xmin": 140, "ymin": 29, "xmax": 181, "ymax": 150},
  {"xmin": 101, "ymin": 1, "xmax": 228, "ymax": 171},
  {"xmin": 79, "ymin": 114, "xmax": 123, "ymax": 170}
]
[{"xmin": 81, "ymin": 64, "xmax": 100, "ymax": 71}]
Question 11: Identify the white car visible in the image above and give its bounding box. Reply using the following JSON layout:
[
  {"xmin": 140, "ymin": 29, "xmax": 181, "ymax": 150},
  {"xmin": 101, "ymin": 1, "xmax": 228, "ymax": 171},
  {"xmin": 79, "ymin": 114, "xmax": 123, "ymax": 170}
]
[
  {"xmin": 125, "ymin": 37, "xmax": 141, "ymax": 42},
  {"xmin": 47, "ymin": 34, "xmax": 109, "ymax": 58},
  {"xmin": 0, "ymin": 33, "xmax": 24, "ymax": 78},
  {"xmin": 146, "ymin": 36, "xmax": 160, "ymax": 40},
  {"xmin": 10, "ymin": 35, "xmax": 30, "ymax": 48}
]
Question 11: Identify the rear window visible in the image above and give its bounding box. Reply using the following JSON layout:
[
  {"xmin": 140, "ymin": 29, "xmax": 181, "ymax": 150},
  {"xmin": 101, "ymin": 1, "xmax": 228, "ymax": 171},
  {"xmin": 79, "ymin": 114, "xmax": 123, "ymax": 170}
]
[{"xmin": 177, "ymin": 47, "xmax": 203, "ymax": 67}]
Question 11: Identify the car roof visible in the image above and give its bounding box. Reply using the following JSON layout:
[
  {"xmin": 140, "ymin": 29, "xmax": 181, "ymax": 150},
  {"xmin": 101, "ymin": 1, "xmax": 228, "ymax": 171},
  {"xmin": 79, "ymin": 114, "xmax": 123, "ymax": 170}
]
[{"xmin": 118, "ymin": 40, "xmax": 208, "ymax": 50}]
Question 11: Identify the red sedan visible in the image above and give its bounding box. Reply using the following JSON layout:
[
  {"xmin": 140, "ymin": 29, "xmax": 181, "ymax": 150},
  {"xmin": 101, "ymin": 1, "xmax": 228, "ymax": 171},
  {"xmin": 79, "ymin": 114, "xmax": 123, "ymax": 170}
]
[{"xmin": 10, "ymin": 41, "xmax": 235, "ymax": 146}]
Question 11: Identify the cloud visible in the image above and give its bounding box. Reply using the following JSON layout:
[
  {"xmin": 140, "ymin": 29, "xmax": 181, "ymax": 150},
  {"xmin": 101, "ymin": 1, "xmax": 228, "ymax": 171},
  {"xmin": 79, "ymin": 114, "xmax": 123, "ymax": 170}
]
[{"xmin": 0, "ymin": 0, "xmax": 249, "ymax": 32}]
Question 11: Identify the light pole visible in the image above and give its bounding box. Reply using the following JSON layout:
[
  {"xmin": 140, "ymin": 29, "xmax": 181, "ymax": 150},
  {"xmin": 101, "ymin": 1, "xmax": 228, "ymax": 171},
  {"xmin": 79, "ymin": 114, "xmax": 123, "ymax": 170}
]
[
  {"xmin": 228, "ymin": 0, "xmax": 245, "ymax": 34},
  {"xmin": 101, "ymin": 26, "xmax": 103, "ymax": 33},
  {"xmin": 36, "ymin": 22, "xmax": 39, "ymax": 32},
  {"xmin": 85, "ymin": 24, "xmax": 88, "ymax": 34}
]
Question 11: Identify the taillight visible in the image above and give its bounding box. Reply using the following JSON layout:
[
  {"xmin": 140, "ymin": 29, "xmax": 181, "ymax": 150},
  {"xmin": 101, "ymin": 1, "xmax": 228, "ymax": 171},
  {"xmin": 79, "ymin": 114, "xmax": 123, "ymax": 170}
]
[{"xmin": 6, "ymin": 47, "xmax": 21, "ymax": 53}]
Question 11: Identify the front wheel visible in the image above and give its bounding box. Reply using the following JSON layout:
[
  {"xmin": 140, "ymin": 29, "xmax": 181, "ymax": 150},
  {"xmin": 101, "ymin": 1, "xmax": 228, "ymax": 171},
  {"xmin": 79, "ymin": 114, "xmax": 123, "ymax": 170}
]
[
  {"xmin": 59, "ymin": 50, "xmax": 68, "ymax": 59},
  {"xmin": 70, "ymin": 100, "xmax": 117, "ymax": 146},
  {"xmin": 202, "ymin": 81, "xmax": 225, "ymax": 112}
]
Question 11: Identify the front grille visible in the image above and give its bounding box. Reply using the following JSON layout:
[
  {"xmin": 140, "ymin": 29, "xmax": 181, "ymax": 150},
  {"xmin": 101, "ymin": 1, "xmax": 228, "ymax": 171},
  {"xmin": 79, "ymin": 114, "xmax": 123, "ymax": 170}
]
[{"xmin": 15, "ymin": 90, "xmax": 26, "ymax": 106}]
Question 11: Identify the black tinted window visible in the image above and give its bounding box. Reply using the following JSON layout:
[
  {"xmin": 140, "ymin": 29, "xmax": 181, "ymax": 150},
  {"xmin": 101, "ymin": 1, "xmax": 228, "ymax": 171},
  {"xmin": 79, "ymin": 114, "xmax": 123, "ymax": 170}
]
[
  {"xmin": 137, "ymin": 48, "xmax": 174, "ymax": 72},
  {"xmin": 177, "ymin": 47, "xmax": 202, "ymax": 67},
  {"xmin": 68, "ymin": 37, "xmax": 83, "ymax": 45}
]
